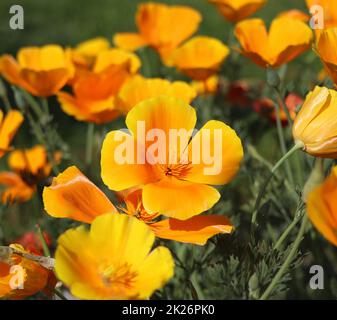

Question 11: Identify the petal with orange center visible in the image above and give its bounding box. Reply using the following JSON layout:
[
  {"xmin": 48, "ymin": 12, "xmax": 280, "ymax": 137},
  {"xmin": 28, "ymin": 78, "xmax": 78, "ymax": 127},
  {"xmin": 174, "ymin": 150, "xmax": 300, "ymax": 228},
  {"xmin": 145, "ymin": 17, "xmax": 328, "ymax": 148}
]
[
  {"xmin": 43, "ymin": 166, "xmax": 117, "ymax": 223},
  {"xmin": 142, "ymin": 177, "xmax": 220, "ymax": 220},
  {"xmin": 0, "ymin": 110, "xmax": 24, "ymax": 158},
  {"xmin": 150, "ymin": 215, "xmax": 233, "ymax": 245},
  {"xmin": 113, "ymin": 33, "xmax": 148, "ymax": 51},
  {"xmin": 185, "ymin": 120, "xmax": 243, "ymax": 185},
  {"xmin": 101, "ymin": 130, "xmax": 160, "ymax": 191}
]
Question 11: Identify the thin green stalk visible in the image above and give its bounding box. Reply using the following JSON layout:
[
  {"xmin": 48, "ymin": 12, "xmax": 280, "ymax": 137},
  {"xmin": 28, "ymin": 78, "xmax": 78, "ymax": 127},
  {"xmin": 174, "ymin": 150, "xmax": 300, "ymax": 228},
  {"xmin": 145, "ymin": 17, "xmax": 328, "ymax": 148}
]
[
  {"xmin": 275, "ymin": 89, "xmax": 293, "ymax": 126},
  {"xmin": 274, "ymin": 101, "xmax": 294, "ymax": 187},
  {"xmin": 36, "ymin": 224, "xmax": 51, "ymax": 257},
  {"xmin": 41, "ymin": 97, "xmax": 50, "ymax": 116},
  {"xmin": 251, "ymin": 142, "xmax": 304, "ymax": 227},
  {"xmin": 19, "ymin": 89, "xmax": 44, "ymax": 118},
  {"xmin": 85, "ymin": 122, "xmax": 95, "ymax": 166},
  {"xmin": 260, "ymin": 215, "xmax": 309, "ymax": 300},
  {"xmin": 54, "ymin": 289, "xmax": 67, "ymax": 300},
  {"xmin": 0, "ymin": 78, "xmax": 11, "ymax": 111}
]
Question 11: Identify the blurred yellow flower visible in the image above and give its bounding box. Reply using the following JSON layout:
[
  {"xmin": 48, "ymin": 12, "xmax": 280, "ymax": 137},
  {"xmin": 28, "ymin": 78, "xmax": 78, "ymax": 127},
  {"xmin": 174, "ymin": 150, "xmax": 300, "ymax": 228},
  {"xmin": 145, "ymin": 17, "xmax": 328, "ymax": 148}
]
[
  {"xmin": 55, "ymin": 213, "xmax": 174, "ymax": 300},
  {"xmin": 208, "ymin": 0, "xmax": 267, "ymax": 23},
  {"xmin": 306, "ymin": 0, "xmax": 337, "ymax": 30},
  {"xmin": 114, "ymin": 2, "xmax": 201, "ymax": 62},
  {"xmin": 235, "ymin": 17, "xmax": 313, "ymax": 68},
  {"xmin": 293, "ymin": 86, "xmax": 337, "ymax": 158},
  {"xmin": 316, "ymin": 28, "xmax": 337, "ymax": 86},
  {"xmin": 307, "ymin": 165, "xmax": 337, "ymax": 246},
  {"xmin": 0, "ymin": 45, "xmax": 74, "ymax": 97},
  {"xmin": 101, "ymin": 96, "xmax": 243, "ymax": 220},
  {"xmin": 0, "ymin": 110, "xmax": 23, "ymax": 158},
  {"xmin": 0, "ymin": 145, "xmax": 59, "ymax": 204},
  {"xmin": 0, "ymin": 244, "xmax": 55, "ymax": 300},
  {"xmin": 191, "ymin": 75, "xmax": 220, "ymax": 95},
  {"xmin": 170, "ymin": 36, "xmax": 230, "ymax": 81},
  {"xmin": 116, "ymin": 75, "xmax": 197, "ymax": 114},
  {"xmin": 277, "ymin": 9, "xmax": 310, "ymax": 22}
]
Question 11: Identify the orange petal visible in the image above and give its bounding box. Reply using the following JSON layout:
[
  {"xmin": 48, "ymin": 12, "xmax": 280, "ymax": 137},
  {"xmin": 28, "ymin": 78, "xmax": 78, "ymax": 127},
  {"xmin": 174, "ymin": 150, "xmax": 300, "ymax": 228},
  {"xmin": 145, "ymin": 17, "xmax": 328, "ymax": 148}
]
[
  {"xmin": 113, "ymin": 33, "xmax": 148, "ymax": 52},
  {"xmin": 43, "ymin": 166, "xmax": 117, "ymax": 223},
  {"xmin": 142, "ymin": 177, "xmax": 220, "ymax": 220},
  {"xmin": 150, "ymin": 215, "xmax": 233, "ymax": 245},
  {"xmin": 0, "ymin": 55, "xmax": 25, "ymax": 87}
]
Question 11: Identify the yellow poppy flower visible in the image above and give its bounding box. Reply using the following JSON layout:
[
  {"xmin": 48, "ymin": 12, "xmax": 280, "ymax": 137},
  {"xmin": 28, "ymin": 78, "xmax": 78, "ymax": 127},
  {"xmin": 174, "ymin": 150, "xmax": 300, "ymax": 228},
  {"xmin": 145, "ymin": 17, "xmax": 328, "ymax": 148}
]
[
  {"xmin": 57, "ymin": 49, "xmax": 140, "ymax": 124},
  {"xmin": 0, "ymin": 145, "xmax": 58, "ymax": 204},
  {"xmin": 43, "ymin": 166, "xmax": 234, "ymax": 245},
  {"xmin": 0, "ymin": 45, "xmax": 74, "ymax": 97},
  {"xmin": 208, "ymin": 0, "xmax": 267, "ymax": 23},
  {"xmin": 114, "ymin": 2, "xmax": 201, "ymax": 62},
  {"xmin": 0, "ymin": 244, "xmax": 55, "ymax": 300},
  {"xmin": 316, "ymin": 28, "xmax": 337, "ymax": 86},
  {"xmin": 101, "ymin": 96, "xmax": 243, "ymax": 220},
  {"xmin": 277, "ymin": 9, "xmax": 310, "ymax": 22},
  {"xmin": 307, "ymin": 165, "xmax": 337, "ymax": 246},
  {"xmin": 306, "ymin": 0, "xmax": 337, "ymax": 30},
  {"xmin": 292, "ymin": 86, "xmax": 337, "ymax": 158},
  {"xmin": 116, "ymin": 75, "xmax": 197, "ymax": 114},
  {"xmin": 55, "ymin": 213, "xmax": 174, "ymax": 300},
  {"xmin": 235, "ymin": 17, "xmax": 313, "ymax": 68},
  {"xmin": 169, "ymin": 36, "xmax": 230, "ymax": 81},
  {"xmin": 0, "ymin": 110, "xmax": 24, "ymax": 158}
]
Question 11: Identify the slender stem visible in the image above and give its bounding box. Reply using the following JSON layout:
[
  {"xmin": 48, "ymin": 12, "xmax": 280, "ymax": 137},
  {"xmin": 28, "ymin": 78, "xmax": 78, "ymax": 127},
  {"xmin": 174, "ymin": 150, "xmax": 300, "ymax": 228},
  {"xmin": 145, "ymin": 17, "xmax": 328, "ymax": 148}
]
[
  {"xmin": 274, "ymin": 101, "xmax": 294, "ymax": 187},
  {"xmin": 41, "ymin": 98, "xmax": 50, "ymax": 116},
  {"xmin": 54, "ymin": 289, "xmax": 67, "ymax": 300},
  {"xmin": 36, "ymin": 224, "xmax": 51, "ymax": 257},
  {"xmin": 85, "ymin": 123, "xmax": 95, "ymax": 166},
  {"xmin": 251, "ymin": 142, "xmax": 304, "ymax": 227},
  {"xmin": 1, "ymin": 95, "xmax": 11, "ymax": 112},
  {"xmin": 259, "ymin": 215, "xmax": 309, "ymax": 300},
  {"xmin": 275, "ymin": 89, "xmax": 293, "ymax": 126},
  {"xmin": 20, "ymin": 89, "xmax": 43, "ymax": 118}
]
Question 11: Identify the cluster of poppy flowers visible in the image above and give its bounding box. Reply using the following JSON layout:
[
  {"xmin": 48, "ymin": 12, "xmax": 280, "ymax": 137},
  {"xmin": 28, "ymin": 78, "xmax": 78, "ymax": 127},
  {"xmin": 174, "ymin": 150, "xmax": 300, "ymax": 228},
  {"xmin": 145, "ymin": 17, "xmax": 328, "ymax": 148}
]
[{"xmin": 1, "ymin": 0, "xmax": 337, "ymax": 300}]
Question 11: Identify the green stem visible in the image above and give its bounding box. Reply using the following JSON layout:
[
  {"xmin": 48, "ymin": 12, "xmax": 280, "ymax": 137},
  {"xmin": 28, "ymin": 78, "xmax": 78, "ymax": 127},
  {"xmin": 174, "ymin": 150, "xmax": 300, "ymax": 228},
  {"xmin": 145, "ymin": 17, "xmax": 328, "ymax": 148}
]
[
  {"xmin": 36, "ymin": 224, "xmax": 51, "ymax": 257},
  {"xmin": 251, "ymin": 142, "xmax": 304, "ymax": 227},
  {"xmin": 41, "ymin": 98, "xmax": 50, "ymax": 115},
  {"xmin": 275, "ymin": 89, "xmax": 293, "ymax": 126},
  {"xmin": 85, "ymin": 123, "xmax": 95, "ymax": 166},
  {"xmin": 54, "ymin": 288, "xmax": 67, "ymax": 300},
  {"xmin": 259, "ymin": 215, "xmax": 309, "ymax": 300}
]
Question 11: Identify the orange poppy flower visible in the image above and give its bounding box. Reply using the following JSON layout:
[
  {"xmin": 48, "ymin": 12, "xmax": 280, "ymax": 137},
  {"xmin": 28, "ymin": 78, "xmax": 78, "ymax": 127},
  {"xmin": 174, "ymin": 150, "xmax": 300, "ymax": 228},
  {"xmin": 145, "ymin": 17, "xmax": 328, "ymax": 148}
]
[
  {"xmin": 169, "ymin": 36, "xmax": 230, "ymax": 81},
  {"xmin": 292, "ymin": 86, "xmax": 337, "ymax": 158},
  {"xmin": 316, "ymin": 28, "xmax": 337, "ymax": 86},
  {"xmin": 0, "ymin": 145, "xmax": 58, "ymax": 204},
  {"xmin": 208, "ymin": 0, "xmax": 267, "ymax": 23},
  {"xmin": 114, "ymin": 2, "xmax": 201, "ymax": 62},
  {"xmin": 43, "ymin": 166, "xmax": 234, "ymax": 245},
  {"xmin": 192, "ymin": 75, "xmax": 220, "ymax": 95},
  {"xmin": 0, "ymin": 109, "xmax": 24, "ymax": 158},
  {"xmin": 0, "ymin": 244, "xmax": 55, "ymax": 300},
  {"xmin": 101, "ymin": 96, "xmax": 243, "ymax": 220},
  {"xmin": 307, "ymin": 165, "xmax": 337, "ymax": 246},
  {"xmin": 116, "ymin": 75, "xmax": 197, "ymax": 114},
  {"xmin": 55, "ymin": 213, "xmax": 174, "ymax": 300},
  {"xmin": 277, "ymin": 9, "xmax": 310, "ymax": 22},
  {"xmin": 235, "ymin": 17, "xmax": 313, "ymax": 68},
  {"xmin": 0, "ymin": 45, "xmax": 74, "ymax": 97},
  {"xmin": 57, "ymin": 49, "xmax": 140, "ymax": 124},
  {"xmin": 306, "ymin": 0, "xmax": 337, "ymax": 30}
]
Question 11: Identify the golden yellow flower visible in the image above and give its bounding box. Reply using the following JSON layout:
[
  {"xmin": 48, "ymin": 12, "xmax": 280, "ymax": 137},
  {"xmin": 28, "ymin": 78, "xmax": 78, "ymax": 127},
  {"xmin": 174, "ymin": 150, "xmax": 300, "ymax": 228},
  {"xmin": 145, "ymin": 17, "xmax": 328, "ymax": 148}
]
[
  {"xmin": 55, "ymin": 213, "xmax": 174, "ymax": 300},
  {"xmin": 277, "ymin": 9, "xmax": 310, "ymax": 22},
  {"xmin": 292, "ymin": 86, "xmax": 337, "ymax": 158},
  {"xmin": 0, "ymin": 110, "xmax": 23, "ymax": 158},
  {"xmin": 235, "ymin": 17, "xmax": 313, "ymax": 68},
  {"xmin": 307, "ymin": 165, "xmax": 337, "ymax": 246},
  {"xmin": 0, "ymin": 45, "xmax": 74, "ymax": 97},
  {"xmin": 101, "ymin": 96, "xmax": 243, "ymax": 220},
  {"xmin": 114, "ymin": 2, "xmax": 201, "ymax": 62},
  {"xmin": 116, "ymin": 75, "xmax": 197, "ymax": 114},
  {"xmin": 306, "ymin": 0, "xmax": 337, "ymax": 30},
  {"xmin": 169, "ymin": 36, "xmax": 230, "ymax": 81},
  {"xmin": 208, "ymin": 0, "xmax": 267, "ymax": 23},
  {"xmin": 316, "ymin": 28, "xmax": 337, "ymax": 86},
  {"xmin": 191, "ymin": 75, "xmax": 220, "ymax": 95}
]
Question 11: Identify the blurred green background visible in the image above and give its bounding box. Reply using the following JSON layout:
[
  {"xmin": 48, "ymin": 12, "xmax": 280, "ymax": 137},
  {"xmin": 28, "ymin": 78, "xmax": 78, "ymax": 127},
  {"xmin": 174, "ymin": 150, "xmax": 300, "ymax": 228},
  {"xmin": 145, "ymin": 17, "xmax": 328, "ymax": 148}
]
[{"xmin": 0, "ymin": 0, "xmax": 307, "ymax": 54}]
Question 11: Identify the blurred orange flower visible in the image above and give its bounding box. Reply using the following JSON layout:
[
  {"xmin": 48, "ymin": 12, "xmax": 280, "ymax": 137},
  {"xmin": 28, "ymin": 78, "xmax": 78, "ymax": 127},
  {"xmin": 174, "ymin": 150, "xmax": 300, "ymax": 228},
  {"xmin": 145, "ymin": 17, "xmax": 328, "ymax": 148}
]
[
  {"xmin": 0, "ymin": 110, "xmax": 24, "ymax": 158},
  {"xmin": 208, "ymin": 0, "xmax": 267, "ymax": 23},
  {"xmin": 0, "ymin": 244, "xmax": 55, "ymax": 300},
  {"xmin": 0, "ymin": 145, "xmax": 59, "ymax": 204},
  {"xmin": 170, "ymin": 36, "xmax": 230, "ymax": 81},
  {"xmin": 116, "ymin": 75, "xmax": 197, "ymax": 114},
  {"xmin": 192, "ymin": 75, "xmax": 220, "ymax": 95},
  {"xmin": 58, "ymin": 49, "xmax": 140, "ymax": 124},
  {"xmin": 0, "ymin": 45, "xmax": 74, "ymax": 97},
  {"xmin": 101, "ymin": 96, "xmax": 243, "ymax": 220},
  {"xmin": 55, "ymin": 213, "xmax": 174, "ymax": 299},
  {"xmin": 316, "ymin": 28, "xmax": 337, "ymax": 86},
  {"xmin": 307, "ymin": 165, "xmax": 337, "ymax": 246},
  {"xmin": 43, "ymin": 166, "xmax": 234, "ymax": 245},
  {"xmin": 306, "ymin": 0, "xmax": 337, "ymax": 30},
  {"xmin": 114, "ymin": 2, "xmax": 201, "ymax": 62},
  {"xmin": 235, "ymin": 17, "xmax": 313, "ymax": 68},
  {"xmin": 277, "ymin": 9, "xmax": 310, "ymax": 22},
  {"xmin": 293, "ymin": 86, "xmax": 337, "ymax": 158}
]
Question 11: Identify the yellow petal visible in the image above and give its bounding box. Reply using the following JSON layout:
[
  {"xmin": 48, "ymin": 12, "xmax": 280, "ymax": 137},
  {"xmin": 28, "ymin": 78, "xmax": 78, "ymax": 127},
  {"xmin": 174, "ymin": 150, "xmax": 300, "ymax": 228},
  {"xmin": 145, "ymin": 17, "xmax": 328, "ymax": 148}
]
[{"xmin": 113, "ymin": 33, "xmax": 148, "ymax": 51}]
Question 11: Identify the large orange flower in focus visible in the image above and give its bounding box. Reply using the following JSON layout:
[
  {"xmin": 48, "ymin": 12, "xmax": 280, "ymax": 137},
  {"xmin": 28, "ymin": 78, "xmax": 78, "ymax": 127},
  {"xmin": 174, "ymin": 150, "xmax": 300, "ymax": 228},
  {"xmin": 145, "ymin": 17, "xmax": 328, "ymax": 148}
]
[{"xmin": 0, "ymin": 45, "xmax": 74, "ymax": 97}]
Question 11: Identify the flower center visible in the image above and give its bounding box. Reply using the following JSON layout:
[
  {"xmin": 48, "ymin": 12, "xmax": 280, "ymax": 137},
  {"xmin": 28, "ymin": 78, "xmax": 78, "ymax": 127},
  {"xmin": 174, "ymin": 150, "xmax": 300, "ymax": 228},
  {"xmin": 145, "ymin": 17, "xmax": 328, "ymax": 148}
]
[
  {"xmin": 101, "ymin": 263, "xmax": 137, "ymax": 289},
  {"xmin": 159, "ymin": 161, "xmax": 192, "ymax": 179}
]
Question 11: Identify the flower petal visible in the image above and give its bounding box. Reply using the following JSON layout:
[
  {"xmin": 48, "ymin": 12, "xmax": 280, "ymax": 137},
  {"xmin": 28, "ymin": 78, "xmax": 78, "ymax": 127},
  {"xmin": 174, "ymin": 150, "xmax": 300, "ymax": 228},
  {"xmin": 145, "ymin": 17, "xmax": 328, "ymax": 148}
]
[{"xmin": 113, "ymin": 33, "xmax": 148, "ymax": 51}]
